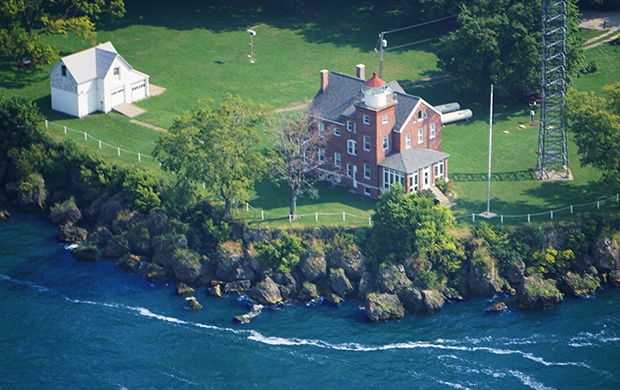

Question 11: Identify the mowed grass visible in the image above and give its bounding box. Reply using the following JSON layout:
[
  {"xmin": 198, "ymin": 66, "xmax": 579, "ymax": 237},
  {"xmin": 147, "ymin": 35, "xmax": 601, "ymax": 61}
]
[{"xmin": 1, "ymin": 3, "xmax": 619, "ymax": 225}]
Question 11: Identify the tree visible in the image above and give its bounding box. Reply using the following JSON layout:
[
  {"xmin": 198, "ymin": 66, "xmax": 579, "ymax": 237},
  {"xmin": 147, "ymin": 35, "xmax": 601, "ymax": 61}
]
[
  {"xmin": 0, "ymin": 95, "xmax": 48, "ymax": 156},
  {"xmin": 153, "ymin": 94, "xmax": 269, "ymax": 218},
  {"xmin": 0, "ymin": 0, "xmax": 125, "ymax": 64},
  {"xmin": 435, "ymin": 0, "xmax": 583, "ymax": 97},
  {"xmin": 267, "ymin": 113, "xmax": 331, "ymax": 218},
  {"xmin": 367, "ymin": 185, "xmax": 457, "ymax": 264},
  {"xmin": 566, "ymin": 84, "xmax": 620, "ymax": 181}
]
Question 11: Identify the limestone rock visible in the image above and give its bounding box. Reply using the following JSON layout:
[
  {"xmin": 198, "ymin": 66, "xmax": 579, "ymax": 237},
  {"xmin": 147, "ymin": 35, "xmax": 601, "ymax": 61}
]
[
  {"xmin": 185, "ymin": 297, "xmax": 203, "ymax": 312},
  {"xmin": 58, "ymin": 224, "xmax": 88, "ymax": 242},
  {"xmin": 176, "ymin": 282, "xmax": 195, "ymax": 299},
  {"xmin": 327, "ymin": 250, "xmax": 364, "ymax": 282},
  {"xmin": 298, "ymin": 252, "xmax": 327, "ymax": 282},
  {"xmin": 594, "ymin": 238, "xmax": 620, "ymax": 273},
  {"xmin": 72, "ymin": 245, "xmax": 98, "ymax": 262},
  {"xmin": 112, "ymin": 210, "xmax": 142, "ymax": 235},
  {"xmin": 399, "ymin": 287, "xmax": 427, "ymax": 315},
  {"xmin": 298, "ymin": 281, "xmax": 319, "ymax": 301},
  {"xmin": 207, "ymin": 283, "xmax": 225, "ymax": 298},
  {"xmin": 488, "ymin": 301, "xmax": 507, "ymax": 312},
  {"xmin": 87, "ymin": 226, "xmax": 113, "ymax": 246},
  {"xmin": 505, "ymin": 259, "xmax": 526, "ymax": 286},
  {"xmin": 364, "ymin": 293, "xmax": 405, "ymax": 322},
  {"xmin": 141, "ymin": 262, "xmax": 174, "ymax": 282},
  {"xmin": 559, "ymin": 272, "xmax": 599, "ymax": 297},
  {"xmin": 116, "ymin": 254, "xmax": 141, "ymax": 273},
  {"xmin": 273, "ymin": 272, "xmax": 297, "ymax": 300},
  {"xmin": 225, "ymin": 279, "xmax": 251, "ymax": 293},
  {"xmin": 376, "ymin": 264, "xmax": 412, "ymax": 294},
  {"xmin": 0, "ymin": 209, "xmax": 9, "ymax": 222},
  {"xmin": 422, "ymin": 289, "xmax": 445, "ymax": 313},
  {"xmin": 97, "ymin": 195, "xmax": 123, "ymax": 226},
  {"xmin": 170, "ymin": 249, "xmax": 203, "ymax": 284},
  {"xmin": 216, "ymin": 255, "xmax": 255, "ymax": 282},
  {"xmin": 103, "ymin": 235, "xmax": 130, "ymax": 259},
  {"xmin": 329, "ymin": 268, "xmax": 354, "ymax": 298},
  {"xmin": 468, "ymin": 263, "xmax": 502, "ymax": 298},
  {"xmin": 357, "ymin": 271, "xmax": 375, "ymax": 299},
  {"xmin": 249, "ymin": 276, "xmax": 282, "ymax": 305},
  {"xmin": 49, "ymin": 199, "xmax": 81, "ymax": 226},
  {"xmin": 516, "ymin": 275, "xmax": 563, "ymax": 310}
]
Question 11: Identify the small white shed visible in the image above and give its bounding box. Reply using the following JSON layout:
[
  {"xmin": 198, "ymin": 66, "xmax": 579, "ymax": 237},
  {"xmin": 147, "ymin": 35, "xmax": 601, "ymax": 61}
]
[{"xmin": 50, "ymin": 42, "xmax": 150, "ymax": 118}]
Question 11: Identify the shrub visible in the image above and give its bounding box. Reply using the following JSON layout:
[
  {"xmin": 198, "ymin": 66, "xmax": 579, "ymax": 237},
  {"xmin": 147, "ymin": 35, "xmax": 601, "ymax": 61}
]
[{"xmin": 255, "ymin": 232, "xmax": 303, "ymax": 273}]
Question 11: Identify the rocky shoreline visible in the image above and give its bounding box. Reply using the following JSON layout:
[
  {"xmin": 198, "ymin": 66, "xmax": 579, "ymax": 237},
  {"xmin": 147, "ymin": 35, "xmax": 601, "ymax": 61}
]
[{"xmin": 3, "ymin": 189, "xmax": 619, "ymax": 322}]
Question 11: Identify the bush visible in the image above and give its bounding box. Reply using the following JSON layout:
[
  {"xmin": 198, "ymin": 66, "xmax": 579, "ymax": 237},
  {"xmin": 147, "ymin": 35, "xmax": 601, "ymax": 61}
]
[{"xmin": 255, "ymin": 232, "xmax": 303, "ymax": 273}]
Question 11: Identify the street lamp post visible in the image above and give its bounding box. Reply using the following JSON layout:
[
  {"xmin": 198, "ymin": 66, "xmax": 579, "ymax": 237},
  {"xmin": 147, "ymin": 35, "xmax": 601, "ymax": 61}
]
[{"xmin": 247, "ymin": 29, "xmax": 256, "ymax": 63}]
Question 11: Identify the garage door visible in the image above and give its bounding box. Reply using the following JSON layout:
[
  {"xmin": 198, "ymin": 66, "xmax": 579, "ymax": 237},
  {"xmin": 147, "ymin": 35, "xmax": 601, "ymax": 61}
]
[
  {"xmin": 131, "ymin": 82, "xmax": 146, "ymax": 101},
  {"xmin": 110, "ymin": 87, "xmax": 125, "ymax": 107}
]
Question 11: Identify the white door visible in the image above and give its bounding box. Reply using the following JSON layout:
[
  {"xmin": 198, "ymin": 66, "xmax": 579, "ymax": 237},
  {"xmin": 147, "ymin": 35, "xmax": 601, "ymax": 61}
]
[
  {"xmin": 131, "ymin": 82, "xmax": 146, "ymax": 101},
  {"xmin": 422, "ymin": 166, "xmax": 431, "ymax": 189},
  {"xmin": 110, "ymin": 87, "xmax": 125, "ymax": 107}
]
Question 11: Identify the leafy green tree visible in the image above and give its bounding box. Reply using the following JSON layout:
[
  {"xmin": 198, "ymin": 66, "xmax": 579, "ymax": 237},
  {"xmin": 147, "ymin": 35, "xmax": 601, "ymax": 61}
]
[
  {"xmin": 154, "ymin": 95, "xmax": 269, "ymax": 218},
  {"xmin": 435, "ymin": 0, "xmax": 583, "ymax": 97},
  {"xmin": 0, "ymin": 95, "xmax": 47, "ymax": 156},
  {"xmin": 566, "ymin": 84, "xmax": 620, "ymax": 181},
  {"xmin": 0, "ymin": 0, "xmax": 125, "ymax": 64},
  {"xmin": 121, "ymin": 168, "xmax": 162, "ymax": 213},
  {"xmin": 368, "ymin": 184, "xmax": 457, "ymax": 264},
  {"xmin": 268, "ymin": 113, "xmax": 330, "ymax": 218}
]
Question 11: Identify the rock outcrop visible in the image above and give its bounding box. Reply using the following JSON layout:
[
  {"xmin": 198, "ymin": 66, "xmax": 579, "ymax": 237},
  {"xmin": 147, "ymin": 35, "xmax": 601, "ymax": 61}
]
[
  {"xmin": 364, "ymin": 293, "xmax": 405, "ymax": 322},
  {"xmin": 515, "ymin": 275, "xmax": 563, "ymax": 310},
  {"xmin": 249, "ymin": 276, "xmax": 283, "ymax": 305}
]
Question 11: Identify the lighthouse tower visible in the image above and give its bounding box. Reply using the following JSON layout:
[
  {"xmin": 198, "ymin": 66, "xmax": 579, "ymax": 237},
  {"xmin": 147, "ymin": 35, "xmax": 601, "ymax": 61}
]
[{"xmin": 362, "ymin": 71, "xmax": 389, "ymax": 108}]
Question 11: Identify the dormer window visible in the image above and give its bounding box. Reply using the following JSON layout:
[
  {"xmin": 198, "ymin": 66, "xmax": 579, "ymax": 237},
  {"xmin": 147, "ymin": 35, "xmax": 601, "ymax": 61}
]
[
  {"xmin": 114, "ymin": 67, "xmax": 120, "ymax": 76},
  {"xmin": 417, "ymin": 110, "xmax": 427, "ymax": 121},
  {"xmin": 61, "ymin": 65, "xmax": 67, "ymax": 77}
]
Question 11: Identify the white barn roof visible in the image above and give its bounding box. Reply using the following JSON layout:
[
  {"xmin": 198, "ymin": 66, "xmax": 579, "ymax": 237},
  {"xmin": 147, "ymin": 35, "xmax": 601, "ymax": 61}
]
[{"xmin": 61, "ymin": 42, "xmax": 130, "ymax": 83}]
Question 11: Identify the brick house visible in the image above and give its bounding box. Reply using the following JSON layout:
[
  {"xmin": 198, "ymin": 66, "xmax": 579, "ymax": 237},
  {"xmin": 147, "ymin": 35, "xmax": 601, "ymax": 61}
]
[{"xmin": 307, "ymin": 65, "xmax": 449, "ymax": 198}]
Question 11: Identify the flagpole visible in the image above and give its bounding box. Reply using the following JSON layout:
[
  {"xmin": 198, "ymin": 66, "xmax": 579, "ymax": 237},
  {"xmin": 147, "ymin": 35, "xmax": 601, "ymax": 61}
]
[{"xmin": 481, "ymin": 84, "xmax": 496, "ymax": 219}]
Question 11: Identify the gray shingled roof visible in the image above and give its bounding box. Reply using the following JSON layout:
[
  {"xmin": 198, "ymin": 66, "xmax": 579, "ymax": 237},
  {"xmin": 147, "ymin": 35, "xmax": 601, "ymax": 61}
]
[
  {"xmin": 307, "ymin": 71, "xmax": 420, "ymax": 129},
  {"xmin": 379, "ymin": 148, "xmax": 450, "ymax": 174}
]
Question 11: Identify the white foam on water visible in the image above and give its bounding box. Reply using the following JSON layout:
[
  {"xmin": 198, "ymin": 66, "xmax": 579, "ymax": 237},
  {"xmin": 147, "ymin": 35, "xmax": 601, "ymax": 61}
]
[
  {"xmin": 509, "ymin": 370, "xmax": 556, "ymax": 390},
  {"xmin": 435, "ymin": 379, "xmax": 470, "ymax": 390}
]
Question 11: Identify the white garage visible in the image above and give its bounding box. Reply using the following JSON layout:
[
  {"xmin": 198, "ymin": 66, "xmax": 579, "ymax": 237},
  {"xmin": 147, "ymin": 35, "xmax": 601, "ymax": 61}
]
[{"xmin": 50, "ymin": 41, "xmax": 150, "ymax": 118}]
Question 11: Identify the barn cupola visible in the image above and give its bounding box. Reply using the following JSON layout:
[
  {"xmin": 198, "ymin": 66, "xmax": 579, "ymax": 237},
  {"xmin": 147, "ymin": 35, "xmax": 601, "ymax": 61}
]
[{"xmin": 362, "ymin": 71, "xmax": 388, "ymax": 108}]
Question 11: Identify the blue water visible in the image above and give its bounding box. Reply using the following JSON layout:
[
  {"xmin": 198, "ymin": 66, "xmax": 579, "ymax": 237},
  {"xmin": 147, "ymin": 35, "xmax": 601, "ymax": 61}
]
[{"xmin": 1, "ymin": 212, "xmax": 619, "ymax": 389}]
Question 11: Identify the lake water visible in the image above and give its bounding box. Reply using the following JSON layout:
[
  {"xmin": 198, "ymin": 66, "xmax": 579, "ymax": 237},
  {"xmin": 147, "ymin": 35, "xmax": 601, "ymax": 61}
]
[{"xmin": 1, "ymin": 212, "xmax": 619, "ymax": 389}]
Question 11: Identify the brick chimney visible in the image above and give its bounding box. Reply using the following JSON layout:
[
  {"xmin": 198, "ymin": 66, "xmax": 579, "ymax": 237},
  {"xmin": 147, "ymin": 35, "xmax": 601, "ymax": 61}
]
[
  {"xmin": 320, "ymin": 69, "xmax": 329, "ymax": 92},
  {"xmin": 356, "ymin": 64, "xmax": 366, "ymax": 80}
]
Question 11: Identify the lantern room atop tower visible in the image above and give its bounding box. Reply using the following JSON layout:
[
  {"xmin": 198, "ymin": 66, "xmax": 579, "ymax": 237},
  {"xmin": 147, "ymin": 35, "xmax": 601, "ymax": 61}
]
[{"xmin": 362, "ymin": 71, "xmax": 389, "ymax": 108}]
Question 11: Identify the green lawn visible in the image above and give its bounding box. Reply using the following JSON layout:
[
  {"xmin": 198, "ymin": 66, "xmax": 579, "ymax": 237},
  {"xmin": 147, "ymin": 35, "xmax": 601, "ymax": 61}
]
[{"xmin": 1, "ymin": 3, "xmax": 619, "ymax": 226}]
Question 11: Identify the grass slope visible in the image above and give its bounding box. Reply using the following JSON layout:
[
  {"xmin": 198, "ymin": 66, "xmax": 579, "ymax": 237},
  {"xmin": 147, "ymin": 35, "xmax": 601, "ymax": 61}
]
[{"xmin": 1, "ymin": 2, "xmax": 618, "ymax": 226}]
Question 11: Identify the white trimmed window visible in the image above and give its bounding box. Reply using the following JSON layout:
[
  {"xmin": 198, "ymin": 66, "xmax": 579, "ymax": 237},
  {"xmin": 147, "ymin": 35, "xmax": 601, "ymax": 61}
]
[
  {"xmin": 364, "ymin": 163, "xmax": 371, "ymax": 179},
  {"xmin": 346, "ymin": 164, "xmax": 352, "ymax": 177},
  {"xmin": 334, "ymin": 152, "xmax": 341, "ymax": 168},
  {"xmin": 347, "ymin": 121, "xmax": 353, "ymax": 132},
  {"xmin": 347, "ymin": 139, "xmax": 357, "ymax": 156},
  {"xmin": 318, "ymin": 148, "xmax": 325, "ymax": 163},
  {"xmin": 363, "ymin": 136, "xmax": 371, "ymax": 151},
  {"xmin": 405, "ymin": 133, "xmax": 411, "ymax": 149},
  {"xmin": 363, "ymin": 115, "xmax": 370, "ymax": 125},
  {"xmin": 430, "ymin": 123, "xmax": 436, "ymax": 139},
  {"xmin": 382, "ymin": 135, "xmax": 389, "ymax": 150},
  {"xmin": 418, "ymin": 128, "xmax": 424, "ymax": 144},
  {"xmin": 409, "ymin": 172, "xmax": 419, "ymax": 191},
  {"xmin": 318, "ymin": 123, "xmax": 325, "ymax": 138},
  {"xmin": 383, "ymin": 168, "xmax": 405, "ymax": 189},
  {"xmin": 334, "ymin": 127, "xmax": 341, "ymax": 137},
  {"xmin": 382, "ymin": 113, "xmax": 389, "ymax": 124},
  {"xmin": 417, "ymin": 109, "xmax": 426, "ymax": 121},
  {"xmin": 434, "ymin": 161, "xmax": 444, "ymax": 179}
]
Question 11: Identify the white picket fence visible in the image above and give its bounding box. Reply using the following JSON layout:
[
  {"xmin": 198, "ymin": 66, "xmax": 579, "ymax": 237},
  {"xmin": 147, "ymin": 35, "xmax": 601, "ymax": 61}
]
[{"xmin": 45, "ymin": 120, "xmax": 620, "ymax": 226}]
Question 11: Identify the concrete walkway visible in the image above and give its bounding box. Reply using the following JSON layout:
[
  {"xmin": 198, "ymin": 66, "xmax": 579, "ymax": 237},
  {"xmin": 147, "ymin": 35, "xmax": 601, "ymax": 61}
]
[{"xmin": 113, "ymin": 103, "xmax": 146, "ymax": 118}]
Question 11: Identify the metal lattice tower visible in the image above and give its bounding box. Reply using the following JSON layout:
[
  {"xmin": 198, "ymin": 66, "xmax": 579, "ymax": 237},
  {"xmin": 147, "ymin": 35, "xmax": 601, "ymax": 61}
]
[{"xmin": 536, "ymin": 0, "xmax": 569, "ymax": 179}]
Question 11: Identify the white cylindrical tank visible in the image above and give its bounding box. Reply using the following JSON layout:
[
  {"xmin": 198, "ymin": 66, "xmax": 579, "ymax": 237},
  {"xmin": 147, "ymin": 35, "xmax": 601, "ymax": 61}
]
[
  {"xmin": 434, "ymin": 102, "xmax": 460, "ymax": 114},
  {"xmin": 441, "ymin": 109, "xmax": 473, "ymax": 125}
]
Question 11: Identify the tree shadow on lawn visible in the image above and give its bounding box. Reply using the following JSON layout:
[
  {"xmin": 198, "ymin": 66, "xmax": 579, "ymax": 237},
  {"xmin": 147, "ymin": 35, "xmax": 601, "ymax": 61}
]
[
  {"xmin": 250, "ymin": 178, "xmax": 375, "ymax": 213},
  {"xmin": 451, "ymin": 170, "xmax": 537, "ymax": 182},
  {"xmin": 524, "ymin": 179, "xmax": 616, "ymax": 209},
  {"xmin": 101, "ymin": 0, "xmax": 450, "ymax": 52},
  {"xmin": 0, "ymin": 60, "xmax": 49, "ymax": 90}
]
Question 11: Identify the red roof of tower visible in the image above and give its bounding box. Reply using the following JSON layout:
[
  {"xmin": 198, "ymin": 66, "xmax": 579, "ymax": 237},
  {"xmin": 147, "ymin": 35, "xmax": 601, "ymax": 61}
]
[{"xmin": 364, "ymin": 71, "xmax": 386, "ymax": 87}]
